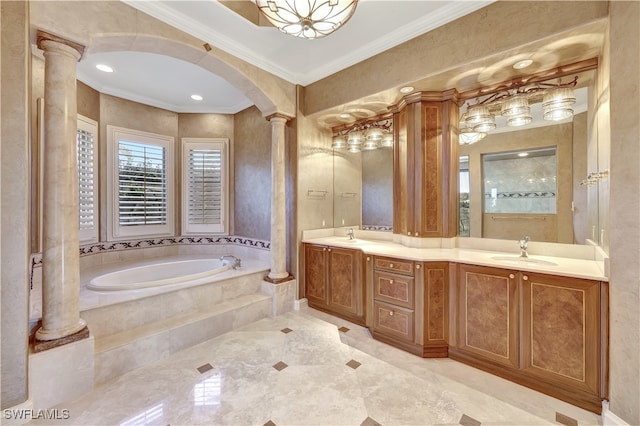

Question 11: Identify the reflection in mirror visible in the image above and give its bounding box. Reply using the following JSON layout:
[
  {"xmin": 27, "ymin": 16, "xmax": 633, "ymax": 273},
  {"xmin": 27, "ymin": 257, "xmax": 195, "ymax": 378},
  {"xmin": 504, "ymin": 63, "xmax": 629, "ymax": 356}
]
[
  {"xmin": 332, "ymin": 117, "xmax": 393, "ymax": 231},
  {"xmin": 460, "ymin": 85, "xmax": 593, "ymax": 244}
]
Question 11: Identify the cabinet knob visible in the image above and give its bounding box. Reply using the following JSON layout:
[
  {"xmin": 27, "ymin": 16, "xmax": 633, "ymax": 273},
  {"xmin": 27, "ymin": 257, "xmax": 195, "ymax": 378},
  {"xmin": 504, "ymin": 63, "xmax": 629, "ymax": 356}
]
[
  {"xmin": 416, "ymin": 264, "xmax": 421, "ymax": 270},
  {"xmin": 389, "ymin": 310, "xmax": 394, "ymax": 316},
  {"xmin": 390, "ymin": 263, "xmax": 394, "ymax": 268},
  {"xmin": 328, "ymin": 248, "xmax": 332, "ymax": 252},
  {"xmin": 509, "ymin": 274, "xmax": 515, "ymax": 279},
  {"xmin": 390, "ymin": 279, "xmax": 394, "ymax": 284},
  {"xmin": 407, "ymin": 232, "xmax": 411, "ymax": 236},
  {"xmin": 414, "ymin": 232, "xmax": 418, "ymax": 237},
  {"xmin": 323, "ymin": 247, "xmax": 327, "ymax": 251},
  {"xmin": 523, "ymin": 275, "xmax": 529, "ymax": 281},
  {"xmin": 367, "ymin": 256, "xmax": 370, "ymax": 262}
]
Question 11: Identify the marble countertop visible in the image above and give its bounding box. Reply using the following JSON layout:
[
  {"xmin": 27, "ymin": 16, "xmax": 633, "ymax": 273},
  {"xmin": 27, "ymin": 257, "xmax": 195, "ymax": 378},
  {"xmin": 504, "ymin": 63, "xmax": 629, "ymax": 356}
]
[{"xmin": 302, "ymin": 236, "xmax": 608, "ymax": 282}]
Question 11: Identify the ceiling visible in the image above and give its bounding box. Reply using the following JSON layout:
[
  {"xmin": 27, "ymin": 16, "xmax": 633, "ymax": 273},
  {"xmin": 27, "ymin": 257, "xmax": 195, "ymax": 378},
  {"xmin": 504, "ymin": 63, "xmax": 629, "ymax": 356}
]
[{"xmin": 76, "ymin": 0, "xmax": 495, "ymax": 114}]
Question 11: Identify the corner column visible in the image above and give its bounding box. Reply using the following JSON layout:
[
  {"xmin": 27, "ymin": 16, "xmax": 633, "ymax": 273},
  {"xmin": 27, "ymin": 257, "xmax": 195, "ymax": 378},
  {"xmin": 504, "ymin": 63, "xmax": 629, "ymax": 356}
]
[
  {"xmin": 34, "ymin": 31, "xmax": 88, "ymax": 346},
  {"xmin": 266, "ymin": 113, "xmax": 293, "ymax": 282}
]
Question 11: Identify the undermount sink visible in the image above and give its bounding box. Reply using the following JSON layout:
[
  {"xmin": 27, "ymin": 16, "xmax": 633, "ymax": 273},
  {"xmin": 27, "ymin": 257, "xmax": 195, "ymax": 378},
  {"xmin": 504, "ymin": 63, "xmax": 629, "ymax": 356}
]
[{"xmin": 491, "ymin": 255, "xmax": 558, "ymax": 266}]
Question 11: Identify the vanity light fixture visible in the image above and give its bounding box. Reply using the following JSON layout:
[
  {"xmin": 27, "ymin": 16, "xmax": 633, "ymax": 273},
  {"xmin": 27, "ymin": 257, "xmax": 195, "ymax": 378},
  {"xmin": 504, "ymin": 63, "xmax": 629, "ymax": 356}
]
[
  {"xmin": 332, "ymin": 117, "xmax": 393, "ymax": 152},
  {"xmin": 96, "ymin": 64, "xmax": 113, "ymax": 73},
  {"xmin": 254, "ymin": 0, "xmax": 358, "ymax": 39},
  {"xmin": 461, "ymin": 75, "xmax": 578, "ymax": 138},
  {"xmin": 380, "ymin": 132, "xmax": 394, "ymax": 147},
  {"xmin": 332, "ymin": 135, "xmax": 347, "ymax": 149}
]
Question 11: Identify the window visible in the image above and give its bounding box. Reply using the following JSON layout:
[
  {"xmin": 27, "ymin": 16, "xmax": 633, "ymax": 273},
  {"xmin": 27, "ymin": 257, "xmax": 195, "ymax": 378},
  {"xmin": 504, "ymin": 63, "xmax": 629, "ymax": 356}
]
[
  {"xmin": 182, "ymin": 138, "xmax": 228, "ymax": 235},
  {"xmin": 77, "ymin": 115, "xmax": 99, "ymax": 243},
  {"xmin": 107, "ymin": 126, "xmax": 174, "ymax": 240}
]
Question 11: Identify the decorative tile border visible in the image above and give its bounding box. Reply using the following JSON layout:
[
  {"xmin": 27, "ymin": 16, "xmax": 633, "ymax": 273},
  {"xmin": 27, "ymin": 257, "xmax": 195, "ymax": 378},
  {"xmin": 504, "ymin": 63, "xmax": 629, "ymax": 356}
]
[
  {"xmin": 484, "ymin": 191, "xmax": 556, "ymax": 199},
  {"xmin": 362, "ymin": 225, "xmax": 393, "ymax": 231},
  {"xmin": 29, "ymin": 235, "xmax": 270, "ymax": 285}
]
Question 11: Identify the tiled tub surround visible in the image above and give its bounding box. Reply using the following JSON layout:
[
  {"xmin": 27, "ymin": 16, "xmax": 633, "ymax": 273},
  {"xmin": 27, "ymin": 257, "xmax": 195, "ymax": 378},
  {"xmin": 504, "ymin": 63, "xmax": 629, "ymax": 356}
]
[{"xmin": 28, "ymin": 237, "xmax": 283, "ymax": 386}]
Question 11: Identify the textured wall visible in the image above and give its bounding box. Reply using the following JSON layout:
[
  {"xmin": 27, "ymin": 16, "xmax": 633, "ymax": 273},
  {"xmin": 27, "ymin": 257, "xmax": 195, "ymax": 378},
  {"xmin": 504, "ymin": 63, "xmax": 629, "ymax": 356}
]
[
  {"xmin": 608, "ymin": 1, "xmax": 640, "ymax": 423},
  {"xmin": 233, "ymin": 106, "xmax": 271, "ymax": 240},
  {"xmin": 362, "ymin": 148, "xmax": 393, "ymax": 228},
  {"xmin": 1, "ymin": 0, "xmax": 30, "ymax": 409}
]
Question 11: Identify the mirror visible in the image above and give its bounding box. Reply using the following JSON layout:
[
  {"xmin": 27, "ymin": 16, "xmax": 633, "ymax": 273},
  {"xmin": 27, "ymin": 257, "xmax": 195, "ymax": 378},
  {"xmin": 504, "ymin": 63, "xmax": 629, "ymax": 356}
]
[{"xmin": 459, "ymin": 82, "xmax": 600, "ymax": 245}]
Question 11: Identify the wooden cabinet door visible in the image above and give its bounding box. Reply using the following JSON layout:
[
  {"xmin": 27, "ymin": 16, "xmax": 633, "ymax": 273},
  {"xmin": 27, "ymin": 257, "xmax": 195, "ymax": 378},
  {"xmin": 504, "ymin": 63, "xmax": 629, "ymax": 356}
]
[
  {"xmin": 327, "ymin": 247, "xmax": 363, "ymax": 318},
  {"xmin": 422, "ymin": 262, "xmax": 449, "ymax": 348},
  {"xmin": 520, "ymin": 273, "xmax": 601, "ymax": 397},
  {"xmin": 457, "ymin": 264, "xmax": 519, "ymax": 368},
  {"xmin": 304, "ymin": 244, "xmax": 328, "ymax": 308}
]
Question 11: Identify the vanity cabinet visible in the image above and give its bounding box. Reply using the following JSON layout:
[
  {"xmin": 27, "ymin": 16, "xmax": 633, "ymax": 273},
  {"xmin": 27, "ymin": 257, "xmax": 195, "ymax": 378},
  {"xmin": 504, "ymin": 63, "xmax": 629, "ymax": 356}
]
[
  {"xmin": 303, "ymin": 243, "xmax": 365, "ymax": 325},
  {"xmin": 391, "ymin": 92, "xmax": 459, "ymax": 239},
  {"xmin": 450, "ymin": 263, "xmax": 607, "ymax": 413},
  {"xmin": 369, "ymin": 256, "xmax": 449, "ymax": 357}
]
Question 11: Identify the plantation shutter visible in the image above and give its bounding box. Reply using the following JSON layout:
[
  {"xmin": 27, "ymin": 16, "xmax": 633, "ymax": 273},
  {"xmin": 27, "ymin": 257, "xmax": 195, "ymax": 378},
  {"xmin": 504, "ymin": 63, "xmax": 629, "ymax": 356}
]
[
  {"xmin": 117, "ymin": 140, "xmax": 167, "ymax": 226},
  {"xmin": 77, "ymin": 116, "xmax": 98, "ymax": 243},
  {"xmin": 182, "ymin": 139, "xmax": 227, "ymax": 234}
]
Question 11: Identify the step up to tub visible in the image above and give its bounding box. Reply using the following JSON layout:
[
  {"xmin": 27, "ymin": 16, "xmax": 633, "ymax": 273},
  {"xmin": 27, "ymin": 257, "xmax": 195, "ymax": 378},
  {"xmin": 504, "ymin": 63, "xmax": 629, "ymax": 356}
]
[{"xmin": 94, "ymin": 293, "xmax": 271, "ymax": 385}]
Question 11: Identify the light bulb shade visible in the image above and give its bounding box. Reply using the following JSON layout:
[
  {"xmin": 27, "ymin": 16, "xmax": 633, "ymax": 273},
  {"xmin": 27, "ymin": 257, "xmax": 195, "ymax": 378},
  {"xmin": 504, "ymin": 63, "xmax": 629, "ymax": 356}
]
[
  {"xmin": 543, "ymin": 87, "xmax": 576, "ymax": 121},
  {"xmin": 465, "ymin": 105, "xmax": 494, "ymax": 125},
  {"xmin": 507, "ymin": 114, "xmax": 533, "ymax": 127},
  {"xmin": 380, "ymin": 132, "xmax": 394, "ymax": 147},
  {"xmin": 255, "ymin": 0, "xmax": 358, "ymax": 39},
  {"xmin": 473, "ymin": 121, "xmax": 496, "ymax": 132},
  {"xmin": 347, "ymin": 130, "xmax": 363, "ymax": 145},
  {"xmin": 365, "ymin": 126, "xmax": 384, "ymax": 141},
  {"xmin": 347, "ymin": 144, "xmax": 361, "ymax": 153},
  {"xmin": 501, "ymin": 94, "xmax": 530, "ymax": 117},
  {"xmin": 362, "ymin": 140, "xmax": 379, "ymax": 150},
  {"xmin": 459, "ymin": 128, "xmax": 486, "ymax": 145},
  {"xmin": 332, "ymin": 135, "xmax": 347, "ymax": 149}
]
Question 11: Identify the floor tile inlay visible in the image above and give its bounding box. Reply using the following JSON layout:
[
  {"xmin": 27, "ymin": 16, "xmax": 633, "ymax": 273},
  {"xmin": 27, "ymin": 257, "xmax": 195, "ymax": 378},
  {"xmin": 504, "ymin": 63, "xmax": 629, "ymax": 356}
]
[
  {"xmin": 272, "ymin": 360, "xmax": 288, "ymax": 371},
  {"xmin": 459, "ymin": 413, "xmax": 482, "ymax": 426},
  {"xmin": 346, "ymin": 359, "xmax": 362, "ymax": 370},
  {"xmin": 196, "ymin": 363, "xmax": 213, "ymax": 374},
  {"xmin": 280, "ymin": 327, "xmax": 293, "ymax": 334},
  {"xmin": 361, "ymin": 416, "xmax": 382, "ymax": 426},
  {"xmin": 263, "ymin": 421, "xmax": 277, "ymax": 426},
  {"xmin": 338, "ymin": 326, "xmax": 350, "ymax": 333},
  {"xmin": 556, "ymin": 412, "xmax": 579, "ymax": 426}
]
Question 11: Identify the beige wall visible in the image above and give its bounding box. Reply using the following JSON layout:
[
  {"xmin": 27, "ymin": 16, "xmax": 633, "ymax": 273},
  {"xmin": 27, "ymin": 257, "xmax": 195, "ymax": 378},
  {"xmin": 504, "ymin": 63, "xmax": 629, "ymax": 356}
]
[
  {"xmin": 608, "ymin": 1, "xmax": 640, "ymax": 423},
  {"xmin": 233, "ymin": 106, "xmax": 272, "ymax": 240},
  {"xmin": 1, "ymin": 0, "xmax": 31, "ymax": 409}
]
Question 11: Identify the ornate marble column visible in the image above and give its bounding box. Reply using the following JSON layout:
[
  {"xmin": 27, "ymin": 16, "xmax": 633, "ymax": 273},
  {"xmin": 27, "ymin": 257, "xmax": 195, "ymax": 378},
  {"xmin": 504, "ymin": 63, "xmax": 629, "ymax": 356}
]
[
  {"xmin": 35, "ymin": 31, "xmax": 88, "ymax": 346},
  {"xmin": 266, "ymin": 113, "xmax": 292, "ymax": 282}
]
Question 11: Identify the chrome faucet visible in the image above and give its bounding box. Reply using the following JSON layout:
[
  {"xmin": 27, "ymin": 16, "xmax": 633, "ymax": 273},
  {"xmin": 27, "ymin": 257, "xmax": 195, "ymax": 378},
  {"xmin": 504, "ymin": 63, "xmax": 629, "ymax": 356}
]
[
  {"xmin": 518, "ymin": 236, "xmax": 530, "ymax": 258},
  {"xmin": 347, "ymin": 227, "xmax": 355, "ymax": 240},
  {"xmin": 220, "ymin": 255, "xmax": 241, "ymax": 269}
]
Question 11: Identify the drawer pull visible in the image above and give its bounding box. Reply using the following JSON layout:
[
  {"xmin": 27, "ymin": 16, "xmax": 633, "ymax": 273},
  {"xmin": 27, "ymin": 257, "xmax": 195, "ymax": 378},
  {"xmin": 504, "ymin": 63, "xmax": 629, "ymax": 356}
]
[
  {"xmin": 323, "ymin": 247, "xmax": 327, "ymax": 251},
  {"xmin": 407, "ymin": 232, "xmax": 411, "ymax": 236},
  {"xmin": 367, "ymin": 256, "xmax": 370, "ymax": 261},
  {"xmin": 416, "ymin": 264, "xmax": 421, "ymax": 270},
  {"xmin": 389, "ymin": 279, "xmax": 394, "ymax": 284},
  {"xmin": 523, "ymin": 275, "xmax": 529, "ymax": 281},
  {"xmin": 328, "ymin": 248, "xmax": 332, "ymax": 252},
  {"xmin": 414, "ymin": 232, "xmax": 418, "ymax": 237},
  {"xmin": 390, "ymin": 263, "xmax": 394, "ymax": 268},
  {"xmin": 389, "ymin": 310, "xmax": 394, "ymax": 316},
  {"xmin": 509, "ymin": 274, "xmax": 515, "ymax": 279}
]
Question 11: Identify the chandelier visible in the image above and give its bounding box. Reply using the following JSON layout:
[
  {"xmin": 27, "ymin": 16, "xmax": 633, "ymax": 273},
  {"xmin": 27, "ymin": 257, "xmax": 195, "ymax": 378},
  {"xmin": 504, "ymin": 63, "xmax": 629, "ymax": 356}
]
[
  {"xmin": 459, "ymin": 76, "xmax": 578, "ymax": 145},
  {"xmin": 332, "ymin": 118, "xmax": 393, "ymax": 152},
  {"xmin": 254, "ymin": 0, "xmax": 358, "ymax": 39}
]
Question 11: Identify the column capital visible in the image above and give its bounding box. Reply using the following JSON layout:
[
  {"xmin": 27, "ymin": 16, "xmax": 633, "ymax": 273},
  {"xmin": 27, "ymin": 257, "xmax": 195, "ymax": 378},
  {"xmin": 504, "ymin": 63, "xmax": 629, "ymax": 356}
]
[
  {"xmin": 36, "ymin": 30, "xmax": 85, "ymax": 59},
  {"xmin": 266, "ymin": 112, "xmax": 294, "ymax": 123}
]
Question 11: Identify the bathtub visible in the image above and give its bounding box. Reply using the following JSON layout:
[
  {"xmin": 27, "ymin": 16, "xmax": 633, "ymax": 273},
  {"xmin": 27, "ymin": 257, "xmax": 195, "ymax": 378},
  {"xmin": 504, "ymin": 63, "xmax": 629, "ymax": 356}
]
[{"xmin": 87, "ymin": 258, "xmax": 233, "ymax": 291}]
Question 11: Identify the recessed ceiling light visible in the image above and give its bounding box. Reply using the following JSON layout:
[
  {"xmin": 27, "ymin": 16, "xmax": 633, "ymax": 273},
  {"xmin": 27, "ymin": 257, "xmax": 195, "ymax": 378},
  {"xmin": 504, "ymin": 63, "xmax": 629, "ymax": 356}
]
[
  {"xmin": 95, "ymin": 64, "xmax": 113, "ymax": 73},
  {"xmin": 518, "ymin": 152, "xmax": 529, "ymax": 157},
  {"xmin": 191, "ymin": 94, "xmax": 203, "ymax": 101},
  {"xmin": 339, "ymin": 113, "xmax": 351, "ymax": 119},
  {"xmin": 513, "ymin": 59, "xmax": 533, "ymax": 70},
  {"xmin": 400, "ymin": 86, "xmax": 414, "ymax": 94}
]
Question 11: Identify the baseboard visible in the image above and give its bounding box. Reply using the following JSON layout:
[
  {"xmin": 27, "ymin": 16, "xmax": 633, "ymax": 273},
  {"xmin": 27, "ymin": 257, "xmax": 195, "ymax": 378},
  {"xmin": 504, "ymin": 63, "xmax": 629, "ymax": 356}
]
[
  {"xmin": 2, "ymin": 399, "xmax": 34, "ymax": 425},
  {"xmin": 602, "ymin": 401, "xmax": 631, "ymax": 426},
  {"xmin": 294, "ymin": 298, "xmax": 308, "ymax": 310}
]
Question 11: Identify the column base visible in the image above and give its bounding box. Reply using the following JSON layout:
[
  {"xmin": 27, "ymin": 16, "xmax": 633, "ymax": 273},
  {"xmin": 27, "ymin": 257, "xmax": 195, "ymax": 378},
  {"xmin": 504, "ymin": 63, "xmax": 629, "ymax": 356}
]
[
  {"xmin": 33, "ymin": 325, "xmax": 90, "ymax": 353},
  {"xmin": 264, "ymin": 272, "xmax": 295, "ymax": 284}
]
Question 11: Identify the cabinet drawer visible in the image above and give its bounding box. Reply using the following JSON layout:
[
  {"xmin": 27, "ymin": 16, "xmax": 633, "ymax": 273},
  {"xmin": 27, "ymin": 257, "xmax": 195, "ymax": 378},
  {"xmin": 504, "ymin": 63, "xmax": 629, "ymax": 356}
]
[
  {"xmin": 373, "ymin": 271, "xmax": 414, "ymax": 308},
  {"xmin": 374, "ymin": 256, "xmax": 414, "ymax": 275},
  {"xmin": 373, "ymin": 301, "xmax": 414, "ymax": 342}
]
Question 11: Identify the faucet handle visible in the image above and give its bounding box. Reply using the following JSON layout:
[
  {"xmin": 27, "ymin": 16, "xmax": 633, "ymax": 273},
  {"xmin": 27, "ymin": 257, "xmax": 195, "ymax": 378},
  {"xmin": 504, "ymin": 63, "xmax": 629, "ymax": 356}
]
[{"xmin": 519, "ymin": 235, "xmax": 529, "ymax": 248}]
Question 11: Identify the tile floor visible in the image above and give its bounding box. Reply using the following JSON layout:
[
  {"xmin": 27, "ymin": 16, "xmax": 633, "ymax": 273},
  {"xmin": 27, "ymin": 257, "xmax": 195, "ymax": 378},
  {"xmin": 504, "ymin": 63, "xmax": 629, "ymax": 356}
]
[{"xmin": 29, "ymin": 308, "xmax": 602, "ymax": 425}]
